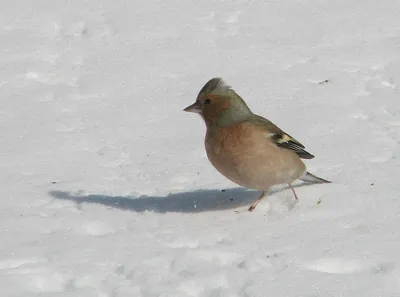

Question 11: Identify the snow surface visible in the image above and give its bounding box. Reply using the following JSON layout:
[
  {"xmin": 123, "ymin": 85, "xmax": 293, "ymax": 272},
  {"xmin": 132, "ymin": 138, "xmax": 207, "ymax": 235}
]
[{"xmin": 1, "ymin": 0, "xmax": 400, "ymax": 296}]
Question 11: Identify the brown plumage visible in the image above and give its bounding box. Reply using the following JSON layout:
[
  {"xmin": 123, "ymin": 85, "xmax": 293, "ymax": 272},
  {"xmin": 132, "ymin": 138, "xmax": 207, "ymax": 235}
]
[{"xmin": 184, "ymin": 77, "xmax": 330, "ymax": 211}]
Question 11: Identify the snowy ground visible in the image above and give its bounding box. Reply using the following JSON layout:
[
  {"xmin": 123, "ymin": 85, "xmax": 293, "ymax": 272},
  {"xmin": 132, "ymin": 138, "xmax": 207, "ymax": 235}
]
[{"xmin": 1, "ymin": 0, "xmax": 400, "ymax": 296}]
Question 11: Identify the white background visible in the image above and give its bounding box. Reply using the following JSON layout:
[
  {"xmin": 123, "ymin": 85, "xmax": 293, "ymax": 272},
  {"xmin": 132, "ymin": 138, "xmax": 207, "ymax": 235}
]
[{"xmin": 1, "ymin": 0, "xmax": 400, "ymax": 296}]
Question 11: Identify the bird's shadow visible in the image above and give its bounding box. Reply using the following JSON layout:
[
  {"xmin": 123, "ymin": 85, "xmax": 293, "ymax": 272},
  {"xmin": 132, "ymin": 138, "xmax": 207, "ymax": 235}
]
[{"xmin": 49, "ymin": 183, "xmax": 313, "ymax": 214}]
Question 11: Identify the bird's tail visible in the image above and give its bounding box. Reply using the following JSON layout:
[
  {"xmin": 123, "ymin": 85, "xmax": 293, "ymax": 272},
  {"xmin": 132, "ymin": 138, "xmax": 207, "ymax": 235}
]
[{"xmin": 299, "ymin": 171, "xmax": 331, "ymax": 184}]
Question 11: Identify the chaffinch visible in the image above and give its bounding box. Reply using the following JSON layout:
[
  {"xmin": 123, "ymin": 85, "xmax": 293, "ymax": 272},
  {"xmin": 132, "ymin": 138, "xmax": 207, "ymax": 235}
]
[{"xmin": 184, "ymin": 77, "xmax": 330, "ymax": 212}]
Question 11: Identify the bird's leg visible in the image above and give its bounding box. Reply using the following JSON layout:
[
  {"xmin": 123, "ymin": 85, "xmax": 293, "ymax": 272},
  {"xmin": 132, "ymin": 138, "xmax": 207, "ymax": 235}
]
[
  {"xmin": 288, "ymin": 183, "xmax": 299, "ymax": 201},
  {"xmin": 248, "ymin": 191, "xmax": 267, "ymax": 212}
]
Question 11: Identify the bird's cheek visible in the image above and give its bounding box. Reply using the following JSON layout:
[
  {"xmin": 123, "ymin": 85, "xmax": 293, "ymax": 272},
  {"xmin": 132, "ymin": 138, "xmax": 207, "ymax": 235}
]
[{"xmin": 203, "ymin": 107, "xmax": 219, "ymax": 121}]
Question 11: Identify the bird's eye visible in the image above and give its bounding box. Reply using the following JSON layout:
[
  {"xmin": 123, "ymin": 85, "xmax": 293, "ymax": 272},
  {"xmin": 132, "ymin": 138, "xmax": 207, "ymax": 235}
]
[{"xmin": 204, "ymin": 98, "xmax": 212, "ymax": 105}]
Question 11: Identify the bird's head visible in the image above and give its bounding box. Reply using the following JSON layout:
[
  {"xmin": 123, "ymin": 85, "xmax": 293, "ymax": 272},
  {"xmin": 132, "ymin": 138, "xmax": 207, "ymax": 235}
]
[{"xmin": 183, "ymin": 77, "xmax": 253, "ymax": 127}]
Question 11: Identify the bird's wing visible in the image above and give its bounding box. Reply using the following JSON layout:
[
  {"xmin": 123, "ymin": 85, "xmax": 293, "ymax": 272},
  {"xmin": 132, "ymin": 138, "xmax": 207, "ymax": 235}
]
[{"xmin": 252, "ymin": 114, "xmax": 315, "ymax": 159}]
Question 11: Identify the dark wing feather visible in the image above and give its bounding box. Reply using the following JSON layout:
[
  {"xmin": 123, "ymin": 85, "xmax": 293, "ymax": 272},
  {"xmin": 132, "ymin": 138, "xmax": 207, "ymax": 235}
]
[
  {"xmin": 271, "ymin": 133, "xmax": 315, "ymax": 159},
  {"xmin": 252, "ymin": 114, "xmax": 315, "ymax": 159}
]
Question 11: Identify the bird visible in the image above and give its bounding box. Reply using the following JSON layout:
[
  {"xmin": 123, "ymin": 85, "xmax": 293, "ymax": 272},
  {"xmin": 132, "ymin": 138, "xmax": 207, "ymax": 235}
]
[{"xmin": 183, "ymin": 77, "xmax": 331, "ymax": 212}]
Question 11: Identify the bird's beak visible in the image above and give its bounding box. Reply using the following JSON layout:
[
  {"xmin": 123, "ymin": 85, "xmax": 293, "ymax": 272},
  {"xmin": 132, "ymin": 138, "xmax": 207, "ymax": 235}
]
[{"xmin": 183, "ymin": 102, "xmax": 202, "ymax": 113}]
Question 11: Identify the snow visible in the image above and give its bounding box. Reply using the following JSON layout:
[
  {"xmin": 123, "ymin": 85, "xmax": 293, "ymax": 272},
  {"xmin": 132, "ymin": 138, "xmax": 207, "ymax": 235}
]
[{"xmin": 1, "ymin": 0, "xmax": 400, "ymax": 296}]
